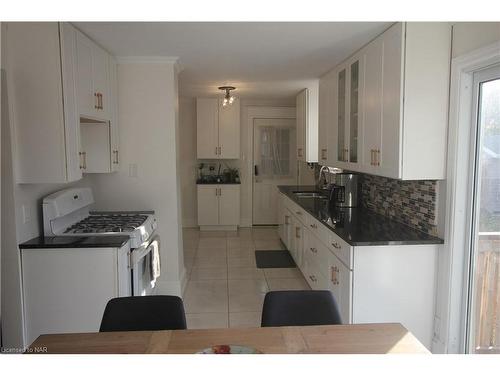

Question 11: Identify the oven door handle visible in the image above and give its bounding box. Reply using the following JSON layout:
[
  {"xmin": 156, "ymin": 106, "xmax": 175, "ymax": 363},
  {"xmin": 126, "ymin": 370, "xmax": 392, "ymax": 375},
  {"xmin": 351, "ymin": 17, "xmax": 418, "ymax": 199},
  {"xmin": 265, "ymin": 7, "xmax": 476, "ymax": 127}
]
[{"xmin": 130, "ymin": 235, "xmax": 158, "ymax": 265}]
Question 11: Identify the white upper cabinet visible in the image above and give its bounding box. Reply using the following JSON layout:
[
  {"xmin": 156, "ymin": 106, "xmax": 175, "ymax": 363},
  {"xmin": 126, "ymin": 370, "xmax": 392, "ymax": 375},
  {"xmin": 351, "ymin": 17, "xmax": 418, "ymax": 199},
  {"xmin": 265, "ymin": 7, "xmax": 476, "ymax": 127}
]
[
  {"xmin": 296, "ymin": 86, "xmax": 319, "ymax": 163},
  {"xmin": 108, "ymin": 57, "xmax": 120, "ymax": 172},
  {"xmin": 75, "ymin": 27, "xmax": 119, "ymax": 174},
  {"xmin": 218, "ymin": 98, "xmax": 240, "ymax": 159},
  {"xmin": 322, "ymin": 22, "xmax": 451, "ymax": 180},
  {"xmin": 75, "ymin": 30, "xmax": 110, "ymax": 121},
  {"xmin": 196, "ymin": 98, "xmax": 240, "ymax": 159},
  {"xmin": 362, "ymin": 35, "xmax": 384, "ymax": 173},
  {"xmin": 5, "ymin": 22, "xmax": 82, "ymax": 183}
]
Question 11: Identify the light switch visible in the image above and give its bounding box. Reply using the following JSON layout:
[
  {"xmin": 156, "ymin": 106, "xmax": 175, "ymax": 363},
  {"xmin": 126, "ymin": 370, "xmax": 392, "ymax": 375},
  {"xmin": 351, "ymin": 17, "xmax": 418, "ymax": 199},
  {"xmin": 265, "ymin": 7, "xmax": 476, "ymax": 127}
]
[
  {"xmin": 22, "ymin": 205, "xmax": 31, "ymax": 223},
  {"xmin": 129, "ymin": 164, "xmax": 138, "ymax": 178}
]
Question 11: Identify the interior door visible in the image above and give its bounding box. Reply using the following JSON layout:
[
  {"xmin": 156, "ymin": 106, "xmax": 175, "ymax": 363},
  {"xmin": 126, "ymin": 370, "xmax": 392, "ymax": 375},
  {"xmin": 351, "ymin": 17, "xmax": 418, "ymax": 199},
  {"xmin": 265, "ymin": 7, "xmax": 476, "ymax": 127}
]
[{"xmin": 252, "ymin": 118, "xmax": 297, "ymax": 225}]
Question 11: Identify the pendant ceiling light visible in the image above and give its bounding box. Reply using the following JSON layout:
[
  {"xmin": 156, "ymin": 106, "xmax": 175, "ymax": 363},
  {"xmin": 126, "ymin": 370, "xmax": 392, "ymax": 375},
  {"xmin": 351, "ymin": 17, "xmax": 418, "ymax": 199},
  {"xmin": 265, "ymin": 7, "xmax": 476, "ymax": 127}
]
[{"xmin": 219, "ymin": 86, "xmax": 236, "ymax": 107}]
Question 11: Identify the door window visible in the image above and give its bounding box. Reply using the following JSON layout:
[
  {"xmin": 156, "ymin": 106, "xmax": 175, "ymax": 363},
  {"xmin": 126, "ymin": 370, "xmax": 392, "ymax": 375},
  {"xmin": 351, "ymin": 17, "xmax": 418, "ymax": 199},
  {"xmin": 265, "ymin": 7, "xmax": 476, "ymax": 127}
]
[{"xmin": 467, "ymin": 67, "xmax": 500, "ymax": 353}]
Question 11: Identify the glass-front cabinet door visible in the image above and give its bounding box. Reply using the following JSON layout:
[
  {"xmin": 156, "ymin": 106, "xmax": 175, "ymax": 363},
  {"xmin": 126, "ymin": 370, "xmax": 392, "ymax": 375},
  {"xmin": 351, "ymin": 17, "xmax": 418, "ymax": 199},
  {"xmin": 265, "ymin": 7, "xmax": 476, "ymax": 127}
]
[
  {"xmin": 349, "ymin": 59, "xmax": 360, "ymax": 163},
  {"xmin": 337, "ymin": 66, "xmax": 347, "ymax": 162}
]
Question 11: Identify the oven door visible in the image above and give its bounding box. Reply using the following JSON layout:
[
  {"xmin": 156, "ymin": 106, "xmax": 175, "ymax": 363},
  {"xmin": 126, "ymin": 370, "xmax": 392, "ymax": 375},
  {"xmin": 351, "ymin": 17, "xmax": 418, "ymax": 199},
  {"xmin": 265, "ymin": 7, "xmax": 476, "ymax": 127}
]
[{"xmin": 131, "ymin": 235, "xmax": 160, "ymax": 296}]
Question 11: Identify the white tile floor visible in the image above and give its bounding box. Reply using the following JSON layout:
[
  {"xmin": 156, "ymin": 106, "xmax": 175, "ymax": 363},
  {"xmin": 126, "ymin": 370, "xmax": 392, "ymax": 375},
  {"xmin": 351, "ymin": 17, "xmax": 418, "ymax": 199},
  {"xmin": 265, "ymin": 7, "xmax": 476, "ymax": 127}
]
[{"xmin": 182, "ymin": 227, "xmax": 310, "ymax": 329}]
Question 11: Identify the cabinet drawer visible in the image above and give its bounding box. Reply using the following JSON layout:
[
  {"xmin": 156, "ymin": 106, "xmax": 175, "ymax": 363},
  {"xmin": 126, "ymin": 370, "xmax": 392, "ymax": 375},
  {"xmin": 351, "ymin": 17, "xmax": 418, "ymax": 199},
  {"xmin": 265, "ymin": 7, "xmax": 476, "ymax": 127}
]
[
  {"xmin": 305, "ymin": 215, "xmax": 331, "ymax": 249},
  {"xmin": 303, "ymin": 230, "xmax": 330, "ymax": 277},
  {"xmin": 327, "ymin": 232, "xmax": 353, "ymax": 270},
  {"xmin": 289, "ymin": 200, "xmax": 307, "ymax": 224},
  {"xmin": 303, "ymin": 258, "xmax": 329, "ymax": 290}
]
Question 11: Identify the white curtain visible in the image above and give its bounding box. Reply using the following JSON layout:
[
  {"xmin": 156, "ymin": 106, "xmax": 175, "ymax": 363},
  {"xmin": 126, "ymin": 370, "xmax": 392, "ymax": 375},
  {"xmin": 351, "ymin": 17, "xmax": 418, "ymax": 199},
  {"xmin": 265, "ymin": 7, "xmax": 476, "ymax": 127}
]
[{"xmin": 259, "ymin": 127, "xmax": 290, "ymax": 178}]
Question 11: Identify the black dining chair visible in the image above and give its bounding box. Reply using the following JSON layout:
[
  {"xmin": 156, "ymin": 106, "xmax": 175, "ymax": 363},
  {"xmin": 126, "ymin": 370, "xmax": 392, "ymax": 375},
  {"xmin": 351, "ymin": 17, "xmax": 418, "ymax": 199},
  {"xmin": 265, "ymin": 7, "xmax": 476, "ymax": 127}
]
[
  {"xmin": 261, "ymin": 290, "xmax": 342, "ymax": 327},
  {"xmin": 99, "ymin": 295, "xmax": 187, "ymax": 332}
]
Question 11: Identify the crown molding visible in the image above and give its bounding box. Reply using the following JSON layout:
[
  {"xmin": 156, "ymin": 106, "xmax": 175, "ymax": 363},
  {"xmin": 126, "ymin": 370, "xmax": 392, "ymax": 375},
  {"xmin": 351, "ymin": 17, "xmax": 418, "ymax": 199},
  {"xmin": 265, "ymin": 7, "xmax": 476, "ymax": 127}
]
[{"xmin": 115, "ymin": 56, "xmax": 180, "ymax": 65}]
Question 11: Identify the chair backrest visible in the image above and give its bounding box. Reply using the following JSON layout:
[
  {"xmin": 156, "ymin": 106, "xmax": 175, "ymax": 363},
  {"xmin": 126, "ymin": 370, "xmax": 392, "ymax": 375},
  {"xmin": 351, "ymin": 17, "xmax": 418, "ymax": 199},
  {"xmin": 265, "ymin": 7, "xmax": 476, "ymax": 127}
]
[
  {"xmin": 261, "ymin": 290, "xmax": 342, "ymax": 327},
  {"xmin": 99, "ymin": 295, "xmax": 187, "ymax": 332}
]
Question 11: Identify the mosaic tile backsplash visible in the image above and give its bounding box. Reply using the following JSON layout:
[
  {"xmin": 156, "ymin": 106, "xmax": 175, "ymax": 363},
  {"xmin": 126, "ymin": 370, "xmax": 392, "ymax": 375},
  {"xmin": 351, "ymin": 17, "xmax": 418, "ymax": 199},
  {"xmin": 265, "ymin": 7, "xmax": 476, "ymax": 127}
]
[{"xmin": 359, "ymin": 174, "xmax": 438, "ymax": 236}]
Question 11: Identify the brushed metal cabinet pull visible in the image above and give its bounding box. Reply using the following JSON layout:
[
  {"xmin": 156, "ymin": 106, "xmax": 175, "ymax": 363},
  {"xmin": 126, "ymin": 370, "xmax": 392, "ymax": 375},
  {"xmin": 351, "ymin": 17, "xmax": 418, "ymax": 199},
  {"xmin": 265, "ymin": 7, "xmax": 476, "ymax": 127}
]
[{"xmin": 94, "ymin": 93, "xmax": 99, "ymax": 109}]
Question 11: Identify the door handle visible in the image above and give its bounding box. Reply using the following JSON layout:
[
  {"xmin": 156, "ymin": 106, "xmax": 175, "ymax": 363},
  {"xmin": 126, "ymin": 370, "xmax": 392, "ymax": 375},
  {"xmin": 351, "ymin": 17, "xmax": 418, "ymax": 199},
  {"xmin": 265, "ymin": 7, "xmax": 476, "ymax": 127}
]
[{"xmin": 254, "ymin": 165, "xmax": 258, "ymax": 176}]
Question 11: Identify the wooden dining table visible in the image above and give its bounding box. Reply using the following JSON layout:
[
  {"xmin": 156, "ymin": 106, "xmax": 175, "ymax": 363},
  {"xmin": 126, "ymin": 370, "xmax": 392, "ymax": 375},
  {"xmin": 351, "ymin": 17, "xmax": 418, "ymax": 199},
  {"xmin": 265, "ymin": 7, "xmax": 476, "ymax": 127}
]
[{"xmin": 27, "ymin": 323, "xmax": 430, "ymax": 354}]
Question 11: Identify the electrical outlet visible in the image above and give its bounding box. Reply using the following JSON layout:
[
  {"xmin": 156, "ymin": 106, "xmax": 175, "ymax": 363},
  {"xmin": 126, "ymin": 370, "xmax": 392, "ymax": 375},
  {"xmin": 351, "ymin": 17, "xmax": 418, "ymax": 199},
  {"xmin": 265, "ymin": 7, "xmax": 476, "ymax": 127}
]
[
  {"xmin": 129, "ymin": 164, "xmax": 138, "ymax": 178},
  {"xmin": 22, "ymin": 205, "xmax": 31, "ymax": 224}
]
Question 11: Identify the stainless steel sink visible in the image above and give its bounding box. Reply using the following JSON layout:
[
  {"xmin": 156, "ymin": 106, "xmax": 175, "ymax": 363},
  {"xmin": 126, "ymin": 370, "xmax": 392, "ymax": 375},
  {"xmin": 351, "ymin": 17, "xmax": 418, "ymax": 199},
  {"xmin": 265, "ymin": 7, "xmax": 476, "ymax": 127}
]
[{"xmin": 292, "ymin": 191, "xmax": 327, "ymax": 199}]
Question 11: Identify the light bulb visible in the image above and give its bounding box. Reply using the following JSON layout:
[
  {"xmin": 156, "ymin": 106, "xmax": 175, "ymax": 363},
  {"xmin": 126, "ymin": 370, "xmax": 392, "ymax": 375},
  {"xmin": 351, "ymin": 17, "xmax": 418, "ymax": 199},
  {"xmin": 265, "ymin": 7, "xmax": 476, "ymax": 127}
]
[{"xmin": 229, "ymin": 96, "xmax": 234, "ymax": 104}]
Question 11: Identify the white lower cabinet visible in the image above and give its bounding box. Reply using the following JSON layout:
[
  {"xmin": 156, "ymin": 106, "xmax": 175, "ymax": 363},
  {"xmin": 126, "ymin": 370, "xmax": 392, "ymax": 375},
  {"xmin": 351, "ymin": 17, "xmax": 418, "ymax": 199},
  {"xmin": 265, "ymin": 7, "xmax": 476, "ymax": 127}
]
[
  {"xmin": 280, "ymin": 193, "xmax": 438, "ymax": 349},
  {"xmin": 197, "ymin": 184, "xmax": 240, "ymax": 230}
]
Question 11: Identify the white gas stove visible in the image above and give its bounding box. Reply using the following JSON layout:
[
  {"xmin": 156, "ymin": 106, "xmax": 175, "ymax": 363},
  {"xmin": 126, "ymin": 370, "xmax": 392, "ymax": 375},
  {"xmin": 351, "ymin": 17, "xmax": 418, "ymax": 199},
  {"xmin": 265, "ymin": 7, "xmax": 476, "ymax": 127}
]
[{"xmin": 43, "ymin": 187, "xmax": 157, "ymax": 248}]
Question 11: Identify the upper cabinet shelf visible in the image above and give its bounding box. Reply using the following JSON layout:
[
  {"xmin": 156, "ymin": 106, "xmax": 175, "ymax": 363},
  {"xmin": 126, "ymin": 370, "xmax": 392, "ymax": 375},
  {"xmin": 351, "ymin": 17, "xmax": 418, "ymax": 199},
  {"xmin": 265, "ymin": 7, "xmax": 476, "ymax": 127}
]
[
  {"xmin": 196, "ymin": 98, "xmax": 240, "ymax": 159},
  {"xmin": 318, "ymin": 22, "xmax": 452, "ymax": 180}
]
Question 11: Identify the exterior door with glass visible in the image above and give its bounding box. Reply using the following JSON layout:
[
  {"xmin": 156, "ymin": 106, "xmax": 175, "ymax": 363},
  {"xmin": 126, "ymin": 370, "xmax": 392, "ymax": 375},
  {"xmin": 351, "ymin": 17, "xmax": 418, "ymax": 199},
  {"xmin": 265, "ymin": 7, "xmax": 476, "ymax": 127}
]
[
  {"xmin": 253, "ymin": 118, "xmax": 297, "ymax": 225},
  {"xmin": 466, "ymin": 64, "xmax": 500, "ymax": 353}
]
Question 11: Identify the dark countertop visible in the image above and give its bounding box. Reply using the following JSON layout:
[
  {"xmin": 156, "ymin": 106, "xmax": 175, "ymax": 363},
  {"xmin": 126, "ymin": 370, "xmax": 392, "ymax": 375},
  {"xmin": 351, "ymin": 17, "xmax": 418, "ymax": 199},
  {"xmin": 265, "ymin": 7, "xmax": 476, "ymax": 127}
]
[
  {"xmin": 196, "ymin": 181, "xmax": 241, "ymax": 185},
  {"xmin": 278, "ymin": 185, "xmax": 444, "ymax": 246},
  {"xmin": 19, "ymin": 236, "xmax": 130, "ymax": 249}
]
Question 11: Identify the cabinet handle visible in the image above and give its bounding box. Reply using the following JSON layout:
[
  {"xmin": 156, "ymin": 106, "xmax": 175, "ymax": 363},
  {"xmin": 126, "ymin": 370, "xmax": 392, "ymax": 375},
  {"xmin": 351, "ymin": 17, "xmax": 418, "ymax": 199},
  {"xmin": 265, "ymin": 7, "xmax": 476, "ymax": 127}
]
[
  {"xmin": 295, "ymin": 211, "xmax": 302, "ymax": 216},
  {"xmin": 112, "ymin": 150, "xmax": 119, "ymax": 164},
  {"xmin": 81, "ymin": 151, "xmax": 87, "ymax": 170},
  {"xmin": 284, "ymin": 215, "xmax": 290, "ymax": 225},
  {"xmin": 218, "ymin": 146, "xmax": 222, "ymax": 155},
  {"xmin": 331, "ymin": 266, "xmax": 339, "ymax": 285},
  {"xmin": 376, "ymin": 149, "xmax": 380, "ymax": 166},
  {"xmin": 79, "ymin": 152, "xmax": 84, "ymax": 169},
  {"xmin": 94, "ymin": 93, "xmax": 99, "ymax": 109},
  {"xmin": 115, "ymin": 150, "xmax": 119, "ymax": 164},
  {"xmin": 295, "ymin": 227, "xmax": 300, "ymax": 239},
  {"xmin": 331, "ymin": 241, "xmax": 341, "ymax": 249},
  {"xmin": 98, "ymin": 93, "xmax": 103, "ymax": 110},
  {"xmin": 370, "ymin": 149, "xmax": 374, "ymax": 166},
  {"xmin": 309, "ymin": 275, "xmax": 317, "ymax": 283},
  {"xmin": 310, "ymin": 223, "xmax": 317, "ymax": 229},
  {"xmin": 310, "ymin": 247, "xmax": 317, "ymax": 254},
  {"xmin": 215, "ymin": 147, "xmax": 218, "ymax": 156},
  {"xmin": 298, "ymin": 148, "xmax": 303, "ymax": 158}
]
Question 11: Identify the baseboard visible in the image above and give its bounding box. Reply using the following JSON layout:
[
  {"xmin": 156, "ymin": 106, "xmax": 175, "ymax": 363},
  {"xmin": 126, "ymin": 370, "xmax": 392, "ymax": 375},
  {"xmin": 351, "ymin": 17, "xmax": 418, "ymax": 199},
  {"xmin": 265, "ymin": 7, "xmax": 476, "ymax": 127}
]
[
  {"xmin": 199, "ymin": 225, "xmax": 237, "ymax": 231},
  {"xmin": 179, "ymin": 266, "xmax": 188, "ymax": 296},
  {"xmin": 182, "ymin": 218, "xmax": 197, "ymax": 228},
  {"xmin": 240, "ymin": 218, "xmax": 252, "ymax": 227}
]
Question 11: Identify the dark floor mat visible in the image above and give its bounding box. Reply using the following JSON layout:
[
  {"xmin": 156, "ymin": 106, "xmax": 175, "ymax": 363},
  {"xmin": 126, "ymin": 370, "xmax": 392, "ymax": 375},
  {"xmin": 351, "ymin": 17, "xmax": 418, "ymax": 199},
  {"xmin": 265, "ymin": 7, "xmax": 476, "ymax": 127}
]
[{"xmin": 255, "ymin": 250, "xmax": 296, "ymax": 268}]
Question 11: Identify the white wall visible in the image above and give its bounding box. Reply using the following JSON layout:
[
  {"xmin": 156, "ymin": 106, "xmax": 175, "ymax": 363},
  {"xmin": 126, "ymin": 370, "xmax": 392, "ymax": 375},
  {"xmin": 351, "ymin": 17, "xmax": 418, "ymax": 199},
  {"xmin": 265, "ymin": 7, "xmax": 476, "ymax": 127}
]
[
  {"xmin": 452, "ymin": 22, "xmax": 500, "ymax": 58},
  {"xmin": 179, "ymin": 97, "xmax": 295, "ymax": 228},
  {"xmin": 89, "ymin": 62, "xmax": 185, "ymax": 295}
]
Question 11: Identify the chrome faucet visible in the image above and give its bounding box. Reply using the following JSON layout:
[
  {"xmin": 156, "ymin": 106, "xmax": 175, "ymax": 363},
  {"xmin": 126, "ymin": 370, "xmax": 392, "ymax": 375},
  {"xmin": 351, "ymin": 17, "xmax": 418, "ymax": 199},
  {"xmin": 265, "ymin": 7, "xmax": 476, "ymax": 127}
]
[{"xmin": 317, "ymin": 165, "xmax": 332, "ymax": 190}]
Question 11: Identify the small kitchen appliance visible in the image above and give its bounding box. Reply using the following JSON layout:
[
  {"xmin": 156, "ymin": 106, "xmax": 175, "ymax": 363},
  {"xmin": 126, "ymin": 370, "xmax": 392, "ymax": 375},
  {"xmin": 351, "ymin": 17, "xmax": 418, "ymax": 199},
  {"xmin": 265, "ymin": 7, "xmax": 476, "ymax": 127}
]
[{"xmin": 330, "ymin": 173, "xmax": 359, "ymax": 208}]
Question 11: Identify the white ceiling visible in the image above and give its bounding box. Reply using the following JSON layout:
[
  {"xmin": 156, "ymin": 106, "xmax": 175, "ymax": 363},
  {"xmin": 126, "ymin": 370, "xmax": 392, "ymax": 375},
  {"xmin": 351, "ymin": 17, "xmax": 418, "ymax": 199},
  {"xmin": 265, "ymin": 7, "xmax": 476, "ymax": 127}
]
[{"xmin": 74, "ymin": 22, "xmax": 391, "ymax": 99}]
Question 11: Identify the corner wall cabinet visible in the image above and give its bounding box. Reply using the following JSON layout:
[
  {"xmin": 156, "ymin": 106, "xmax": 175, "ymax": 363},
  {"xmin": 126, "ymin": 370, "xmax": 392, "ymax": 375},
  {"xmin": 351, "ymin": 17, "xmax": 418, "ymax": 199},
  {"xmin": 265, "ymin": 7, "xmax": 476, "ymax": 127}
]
[
  {"xmin": 319, "ymin": 22, "xmax": 451, "ymax": 180},
  {"xmin": 196, "ymin": 98, "xmax": 240, "ymax": 159},
  {"xmin": 279, "ymin": 193, "xmax": 439, "ymax": 349},
  {"xmin": 197, "ymin": 184, "xmax": 240, "ymax": 230}
]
